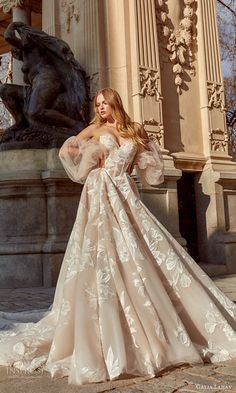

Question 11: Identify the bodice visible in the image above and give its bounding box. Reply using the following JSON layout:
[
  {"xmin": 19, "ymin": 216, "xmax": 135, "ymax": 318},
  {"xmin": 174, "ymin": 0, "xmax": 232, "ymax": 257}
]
[
  {"xmin": 99, "ymin": 134, "xmax": 137, "ymax": 177},
  {"xmin": 99, "ymin": 134, "xmax": 133, "ymax": 150}
]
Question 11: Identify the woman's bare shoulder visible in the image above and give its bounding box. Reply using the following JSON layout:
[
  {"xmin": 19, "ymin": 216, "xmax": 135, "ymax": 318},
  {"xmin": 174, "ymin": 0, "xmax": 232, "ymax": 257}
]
[
  {"xmin": 92, "ymin": 124, "xmax": 108, "ymax": 139},
  {"xmin": 75, "ymin": 123, "xmax": 101, "ymax": 140}
]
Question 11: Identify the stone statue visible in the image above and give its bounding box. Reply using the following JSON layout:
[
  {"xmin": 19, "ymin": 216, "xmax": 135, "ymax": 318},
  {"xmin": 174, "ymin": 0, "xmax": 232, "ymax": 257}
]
[{"xmin": 0, "ymin": 22, "xmax": 88, "ymax": 150}]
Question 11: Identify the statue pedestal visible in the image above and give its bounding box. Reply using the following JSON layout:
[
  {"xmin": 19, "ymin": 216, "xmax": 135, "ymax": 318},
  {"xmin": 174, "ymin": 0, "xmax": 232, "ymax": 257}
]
[
  {"xmin": 0, "ymin": 148, "xmax": 82, "ymax": 288},
  {"xmin": 0, "ymin": 148, "xmax": 184, "ymax": 289}
]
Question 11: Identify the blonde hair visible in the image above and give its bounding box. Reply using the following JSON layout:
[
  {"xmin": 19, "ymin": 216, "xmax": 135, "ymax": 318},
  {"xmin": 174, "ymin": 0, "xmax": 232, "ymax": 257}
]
[{"xmin": 91, "ymin": 88, "xmax": 148, "ymax": 146}]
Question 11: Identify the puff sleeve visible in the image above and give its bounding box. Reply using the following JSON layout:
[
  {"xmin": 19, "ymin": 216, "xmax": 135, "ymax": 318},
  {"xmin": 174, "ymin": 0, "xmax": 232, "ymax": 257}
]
[
  {"xmin": 59, "ymin": 136, "xmax": 107, "ymax": 184},
  {"xmin": 135, "ymin": 140, "xmax": 164, "ymax": 186}
]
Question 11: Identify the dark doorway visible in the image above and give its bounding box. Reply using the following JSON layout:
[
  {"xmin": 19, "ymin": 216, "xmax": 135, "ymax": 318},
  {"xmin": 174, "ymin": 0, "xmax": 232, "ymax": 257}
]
[{"xmin": 177, "ymin": 172, "xmax": 199, "ymax": 262}]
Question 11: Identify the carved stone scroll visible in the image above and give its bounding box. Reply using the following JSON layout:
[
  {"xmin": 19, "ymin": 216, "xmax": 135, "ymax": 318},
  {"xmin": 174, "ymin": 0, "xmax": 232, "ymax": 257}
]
[
  {"xmin": 139, "ymin": 67, "xmax": 162, "ymax": 101},
  {"xmin": 0, "ymin": 0, "xmax": 41, "ymax": 13},
  {"xmin": 207, "ymin": 82, "xmax": 225, "ymax": 112},
  {"xmin": 0, "ymin": 0, "xmax": 24, "ymax": 12},
  {"xmin": 143, "ymin": 119, "xmax": 164, "ymax": 147},
  {"xmin": 209, "ymin": 128, "xmax": 228, "ymax": 152}
]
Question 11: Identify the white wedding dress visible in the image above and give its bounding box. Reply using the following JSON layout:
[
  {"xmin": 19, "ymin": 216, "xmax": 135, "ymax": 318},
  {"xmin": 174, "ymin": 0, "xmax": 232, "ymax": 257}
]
[{"xmin": 0, "ymin": 133, "xmax": 236, "ymax": 386}]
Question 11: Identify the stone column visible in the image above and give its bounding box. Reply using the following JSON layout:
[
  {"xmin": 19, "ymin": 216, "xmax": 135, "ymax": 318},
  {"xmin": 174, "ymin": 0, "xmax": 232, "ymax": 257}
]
[
  {"xmin": 198, "ymin": 0, "xmax": 231, "ymax": 161},
  {"xmin": 196, "ymin": 0, "xmax": 236, "ymax": 271},
  {"xmin": 83, "ymin": 0, "xmax": 106, "ymax": 106},
  {"xmin": 129, "ymin": 0, "xmax": 164, "ymax": 139},
  {"xmin": 57, "ymin": 0, "xmax": 106, "ymax": 116},
  {"xmin": 129, "ymin": 0, "xmax": 184, "ymax": 243},
  {"xmin": 96, "ymin": 0, "xmax": 184, "ymax": 243},
  {"xmin": 42, "ymin": 0, "xmax": 59, "ymax": 36}
]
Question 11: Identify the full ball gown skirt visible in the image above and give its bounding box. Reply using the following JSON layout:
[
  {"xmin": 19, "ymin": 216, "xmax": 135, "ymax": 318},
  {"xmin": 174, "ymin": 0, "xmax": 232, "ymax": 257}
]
[{"xmin": 0, "ymin": 134, "xmax": 236, "ymax": 386}]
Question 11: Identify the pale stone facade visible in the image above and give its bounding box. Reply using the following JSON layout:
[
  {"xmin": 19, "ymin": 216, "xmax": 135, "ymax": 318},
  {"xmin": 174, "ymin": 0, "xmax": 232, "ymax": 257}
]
[{"xmin": 0, "ymin": 0, "xmax": 235, "ymax": 288}]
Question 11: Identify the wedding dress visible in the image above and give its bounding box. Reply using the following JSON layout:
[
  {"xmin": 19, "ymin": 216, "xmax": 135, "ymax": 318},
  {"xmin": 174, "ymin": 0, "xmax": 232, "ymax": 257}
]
[{"xmin": 0, "ymin": 133, "xmax": 236, "ymax": 386}]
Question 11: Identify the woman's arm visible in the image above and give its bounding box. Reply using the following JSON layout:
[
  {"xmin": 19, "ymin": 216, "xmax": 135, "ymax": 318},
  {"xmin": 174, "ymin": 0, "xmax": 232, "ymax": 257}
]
[
  {"xmin": 134, "ymin": 124, "xmax": 164, "ymax": 186},
  {"xmin": 59, "ymin": 124, "xmax": 96, "ymax": 158},
  {"xmin": 74, "ymin": 124, "xmax": 107, "ymax": 167},
  {"xmin": 58, "ymin": 124, "xmax": 108, "ymax": 183},
  {"xmin": 74, "ymin": 124, "xmax": 97, "ymax": 141}
]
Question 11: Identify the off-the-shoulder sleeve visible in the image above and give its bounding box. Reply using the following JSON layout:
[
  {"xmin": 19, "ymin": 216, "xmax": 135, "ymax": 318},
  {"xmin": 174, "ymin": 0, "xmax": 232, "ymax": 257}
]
[
  {"xmin": 135, "ymin": 140, "xmax": 164, "ymax": 186},
  {"xmin": 58, "ymin": 136, "xmax": 107, "ymax": 184}
]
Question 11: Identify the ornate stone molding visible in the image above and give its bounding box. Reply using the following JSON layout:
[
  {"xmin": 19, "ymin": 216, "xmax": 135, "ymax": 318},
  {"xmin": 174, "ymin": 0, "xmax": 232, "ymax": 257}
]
[
  {"xmin": 0, "ymin": 0, "xmax": 24, "ymax": 12},
  {"xmin": 207, "ymin": 82, "xmax": 225, "ymax": 112},
  {"xmin": 143, "ymin": 119, "xmax": 164, "ymax": 147},
  {"xmin": 139, "ymin": 67, "xmax": 162, "ymax": 101},
  {"xmin": 143, "ymin": 118, "xmax": 159, "ymax": 127},
  {"xmin": 60, "ymin": 0, "xmax": 80, "ymax": 33},
  {"xmin": 156, "ymin": 0, "xmax": 197, "ymax": 94},
  {"xmin": 0, "ymin": 0, "xmax": 41, "ymax": 12},
  {"xmin": 209, "ymin": 128, "xmax": 228, "ymax": 152}
]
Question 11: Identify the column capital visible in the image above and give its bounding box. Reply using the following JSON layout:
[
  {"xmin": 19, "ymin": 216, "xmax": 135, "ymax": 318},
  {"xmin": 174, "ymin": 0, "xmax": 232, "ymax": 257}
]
[{"xmin": 0, "ymin": 0, "xmax": 41, "ymax": 13}]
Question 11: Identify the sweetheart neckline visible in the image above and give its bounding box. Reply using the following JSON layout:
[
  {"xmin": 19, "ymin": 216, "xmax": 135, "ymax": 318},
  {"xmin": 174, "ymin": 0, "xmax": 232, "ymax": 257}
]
[{"xmin": 99, "ymin": 133, "xmax": 134, "ymax": 148}]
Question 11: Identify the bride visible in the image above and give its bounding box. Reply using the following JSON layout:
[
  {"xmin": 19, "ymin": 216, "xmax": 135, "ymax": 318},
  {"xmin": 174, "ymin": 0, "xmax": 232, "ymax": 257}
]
[{"xmin": 0, "ymin": 88, "xmax": 236, "ymax": 386}]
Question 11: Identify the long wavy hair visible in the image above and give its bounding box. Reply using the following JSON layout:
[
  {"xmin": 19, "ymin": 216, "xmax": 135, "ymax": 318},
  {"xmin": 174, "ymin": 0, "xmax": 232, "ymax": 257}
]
[{"xmin": 91, "ymin": 88, "xmax": 147, "ymax": 146}]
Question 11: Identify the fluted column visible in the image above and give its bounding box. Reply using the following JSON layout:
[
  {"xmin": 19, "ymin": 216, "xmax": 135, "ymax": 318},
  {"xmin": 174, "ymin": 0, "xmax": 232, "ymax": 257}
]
[
  {"xmin": 198, "ymin": 0, "xmax": 230, "ymax": 160},
  {"xmin": 131, "ymin": 0, "xmax": 164, "ymax": 147},
  {"xmin": 195, "ymin": 0, "xmax": 236, "ymax": 270},
  {"xmin": 83, "ymin": 0, "xmax": 104, "ymax": 102},
  {"xmin": 42, "ymin": 0, "xmax": 58, "ymax": 36},
  {"xmin": 126, "ymin": 0, "xmax": 183, "ymax": 243}
]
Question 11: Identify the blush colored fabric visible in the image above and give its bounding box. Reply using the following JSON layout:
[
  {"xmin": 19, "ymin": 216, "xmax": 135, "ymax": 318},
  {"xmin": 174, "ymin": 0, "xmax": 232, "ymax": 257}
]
[
  {"xmin": 135, "ymin": 140, "xmax": 164, "ymax": 186},
  {"xmin": 59, "ymin": 136, "xmax": 109, "ymax": 183},
  {"xmin": 0, "ymin": 134, "xmax": 236, "ymax": 386}
]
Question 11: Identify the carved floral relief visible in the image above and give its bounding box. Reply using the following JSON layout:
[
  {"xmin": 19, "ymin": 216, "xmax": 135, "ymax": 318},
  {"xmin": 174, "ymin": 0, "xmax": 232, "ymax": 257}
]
[
  {"xmin": 139, "ymin": 68, "xmax": 162, "ymax": 101},
  {"xmin": 0, "ymin": 0, "xmax": 24, "ymax": 12},
  {"xmin": 143, "ymin": 119, "xmax": 164, "ymax": 147},
  {"xmin": 0, "ymin": 0, "xmax": 41, "ymax": 13},
  {"xmin": 155, "ymin": 0, "xmax": 197, "ymax": 94},
  {"xmin": 209, "ymin": 128, "xmax": 228, "ymax": 152},
  {"xmin": 207, "ymin": 82, "xmax": 225, "ymax": 112}
]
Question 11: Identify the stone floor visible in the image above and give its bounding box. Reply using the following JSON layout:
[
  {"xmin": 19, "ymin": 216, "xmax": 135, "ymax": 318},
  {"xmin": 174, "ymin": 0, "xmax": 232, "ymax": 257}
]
[
  {"xmin": 0, "ymin": 274, "xmax": 236, "ymax": 393},
  {"xmin": 212, "ymin": 274, "xmax": 236, "ymax": 303},
  {"xmin": 0, "ymin": 361, "xmax": 236, "ymax": 393},
  {"xmin": 0, "ymin": 286, "xmax": 55, "ymax": 312}
]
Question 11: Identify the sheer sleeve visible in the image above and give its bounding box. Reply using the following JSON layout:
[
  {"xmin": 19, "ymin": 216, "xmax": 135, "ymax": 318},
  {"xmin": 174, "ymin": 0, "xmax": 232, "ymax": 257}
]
[
  {"xmin": 135, "ymin": 140, "xmax": 164, "ymax": 186},
  {"xmin": 58, "ymin": 136, "xmax": 107, "ymax": 184}
]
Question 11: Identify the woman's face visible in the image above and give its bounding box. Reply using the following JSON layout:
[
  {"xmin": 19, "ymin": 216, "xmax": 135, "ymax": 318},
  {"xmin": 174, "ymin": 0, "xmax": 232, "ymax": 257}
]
[{"xmin": 96, "ymin": 93, "xmax": 113, "ymax": 120}]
